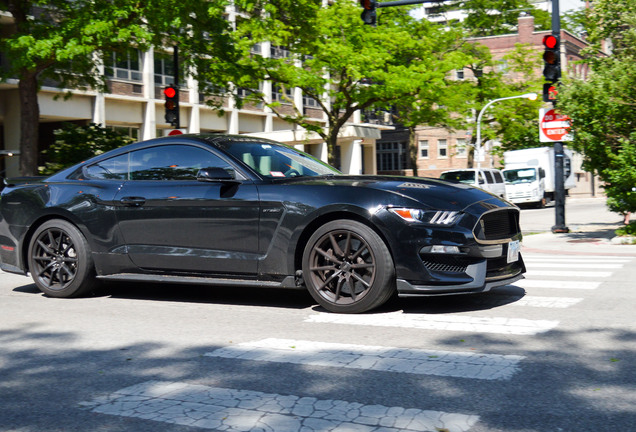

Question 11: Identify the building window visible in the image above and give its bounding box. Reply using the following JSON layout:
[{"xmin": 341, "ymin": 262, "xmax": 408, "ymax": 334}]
[
  {"xmin": 456, "ymin": 69, "xmax": 464, "ymax": 80},
  {"xmin": 419, "ymin": 140, "xmax": 429, "ymax": 159},
  {"xmin": 438, "ymin": 139, "xmax": 448, "ymax": 158},
  {"xmin": 303, "ymin": 95, "xmax": 320, "ymax": 108},
  {"xmin": 377, "ymin": 141, "xmax": 408, "ymax": 171},
  {"xmin": 109, "ymin": 125, "xmax": 139, "ymax": 140},
  {"xmin": 272, "ymin": 84, "xmax": 293, "ymax": 104},
  {"xmin": 455, "ymin": 138, "xmax": 467, "ymax": 158},
  {"xmin": 154, "ymin": 52, "xmax": 176, "ymax": 86},
  {"xmin": 497, "ymin": 60, "xmax": 509, "ymax": 74},
  {"xmin": 105, "ymin": 50, "xmax": 142, "ymax": 82},
  {"xmin": 270, "ymin": 45, "xmax": 291, "ymax": 59}
]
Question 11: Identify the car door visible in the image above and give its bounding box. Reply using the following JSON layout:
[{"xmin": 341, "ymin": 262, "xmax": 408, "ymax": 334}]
[{"xmin": 113, "ymin": 143, "xmax": 260, "ymax": 275}]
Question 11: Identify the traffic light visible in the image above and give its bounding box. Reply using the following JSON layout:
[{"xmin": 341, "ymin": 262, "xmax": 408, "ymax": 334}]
[
  {"xmin": 542, "ymin": 34, "xmax": 561, "ymax": 83},
  {"xmin": 163, "ymin": 85, "xmax": 179, "ymax": 127},
  {"xmin": 360, "ymin": 0, "xmax": 377, "ymax": 26},
  {"xmin": 542, "ymin": 82, "xmax": 558, "ymax": 103}
]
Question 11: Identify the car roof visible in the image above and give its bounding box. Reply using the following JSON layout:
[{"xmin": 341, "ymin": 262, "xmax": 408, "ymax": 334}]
[{"xmin": 46, "ymin": 133, "xmax": 288, "ymax": 181}]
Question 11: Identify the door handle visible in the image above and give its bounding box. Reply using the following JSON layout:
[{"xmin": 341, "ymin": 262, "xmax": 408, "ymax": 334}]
[{"xmin": 120, "ymin": 196, "xmax": 146, "ymax": 207}]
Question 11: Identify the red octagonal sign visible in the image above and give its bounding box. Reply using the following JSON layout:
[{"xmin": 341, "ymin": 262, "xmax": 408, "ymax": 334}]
[{"xmin": 540, "ymin": 108, "xmax": 572, "ymax": 142}]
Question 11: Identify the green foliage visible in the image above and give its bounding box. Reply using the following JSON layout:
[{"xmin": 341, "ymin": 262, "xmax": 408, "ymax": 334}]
[
  {"xmin": 558, "ymin": 0, "xmax": 636, "ymax": 217},
  {"xmin": 192, "ymin": 0, "xmax": 470, "ymax": 166},
  {"xmin": 40, "ymin": 123, "xmax": 133, "ymax": 175},
  {"xmin": 615, "ymin": 222, "xmax": 636, "ymax": 237},
  {"xmin": 443, "ymin": 0, "xmax": 550, "ymax": 36},
  {"xmin": 0, "ymin": 0, "xmax": 156, "ymax": 91}
]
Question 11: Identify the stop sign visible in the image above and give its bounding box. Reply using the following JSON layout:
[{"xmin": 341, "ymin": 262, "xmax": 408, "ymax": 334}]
[
  {"xmin": 168, "ymin": 129, "xmax": 183, "ymax": 136},
  {"xmin": 540, "ymin": 108, "xmax": 572, "ymax": 142}
]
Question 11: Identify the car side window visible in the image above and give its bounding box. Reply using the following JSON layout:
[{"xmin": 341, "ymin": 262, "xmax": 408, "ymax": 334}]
[
  {"xmin": 85, "ymin": 153, "xmax": 129, "ymax": 180},
  {"xmin": 483, "ymin": 171, "xmax": 494, "ymax": 184},
  {"xmin": 130, "ymin": 145, "xmax": 231, "ymax": 181},
  {"xmin": 493, "ymin": 171, "xmax": 504, "ymax": 183}
]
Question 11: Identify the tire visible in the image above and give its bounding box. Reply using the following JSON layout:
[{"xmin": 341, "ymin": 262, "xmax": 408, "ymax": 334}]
[
  {"xmin": 302, "ymin": 220, "xmax": 396, "ymax": 313},
  {"xmin": 27, "ymin": 219, "xmax": 96, "ymax": 298}
]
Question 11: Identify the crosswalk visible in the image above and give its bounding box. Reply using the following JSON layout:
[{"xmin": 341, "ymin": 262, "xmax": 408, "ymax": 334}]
[{"xmin": 81, "ymin": 252, "xmax": 633, "ymax": 432}]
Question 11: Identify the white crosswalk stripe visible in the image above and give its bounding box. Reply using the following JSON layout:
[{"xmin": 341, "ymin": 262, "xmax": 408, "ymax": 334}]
[
  {"xmin": 205, "ymin": 338, "xmax": 524, "ymax": 381},
  {"xmin": 80, "ymin": 381, "xmax": 479, "ymax": 432},
  {"xmin": 514, "ymin": 279, "xmax": 601, "ymax": 290},
  {"xmin": 522, "ymin": 262, "xmax": 622, "ymax": 269},
  {"xmin": 510, "ymin": 296, "xmax": 583, "ymax": 308},
  {"xmin": 525, "ymin": 269, "xmax": 613, "ymax": 278},
  {"xmin": 305, "ymin": 312, "xmax": 559, "ymax": 335},
  {"xmin": 522, "ymin": 254, "xmax": 631, "ymax": 262}
]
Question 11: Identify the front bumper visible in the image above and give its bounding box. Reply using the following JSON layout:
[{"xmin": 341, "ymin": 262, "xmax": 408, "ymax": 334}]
[
  {"xmin": 396, "ymin": 254, "xmax": 526, "ymax": 296},
  {"xmin": 376, "ymin": 201, "xmax": 526, "ymax": 296}
]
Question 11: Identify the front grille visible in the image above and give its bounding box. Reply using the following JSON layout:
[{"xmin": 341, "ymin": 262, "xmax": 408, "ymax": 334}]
[{"xmin": 474, "ymin": 209, "xmax": 521, "ymax": 241}]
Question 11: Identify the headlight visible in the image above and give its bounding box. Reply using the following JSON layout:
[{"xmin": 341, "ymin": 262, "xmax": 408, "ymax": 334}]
[{"xmin": 389, "ymin": 208, "xmax": 462, "ymax": 225}]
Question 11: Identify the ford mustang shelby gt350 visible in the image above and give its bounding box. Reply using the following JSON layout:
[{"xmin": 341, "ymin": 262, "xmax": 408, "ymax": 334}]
[{"xmin": 0, "ymin": 134, "xmax": 525, "ymax": 313}]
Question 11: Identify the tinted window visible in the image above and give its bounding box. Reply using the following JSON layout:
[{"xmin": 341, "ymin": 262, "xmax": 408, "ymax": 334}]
[
  {"xmin": 85, "ymin": 153, "xmax": 129, "ymax": 180},
  {"xmin": 219, "ymin": 141, "xmax": 339, "ymax": 178},
  {"xmin": 492, "ymin": 171, "xmax": 504, "ymax": 183},
  {"xmin": 440, "ymin": 171, "xmax": 475, "ymax": 183},
  {"xmin": 483, "ymin": 171, "xmax": 494, "ymax": 183},
  {"xmin": 130, "ymin": 145, "xmax": 231, "ymax": 180}
]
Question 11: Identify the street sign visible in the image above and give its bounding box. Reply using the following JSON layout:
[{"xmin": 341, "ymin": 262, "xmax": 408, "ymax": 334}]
[{"xmin": 539, "ymin": 108, "xmax": 572, "ymax": 142}]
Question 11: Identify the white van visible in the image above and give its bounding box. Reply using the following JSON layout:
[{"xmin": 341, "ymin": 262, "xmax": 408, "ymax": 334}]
[{"xmin": 439, "ymin": 169, "xmax": 507, "ymax": 198}]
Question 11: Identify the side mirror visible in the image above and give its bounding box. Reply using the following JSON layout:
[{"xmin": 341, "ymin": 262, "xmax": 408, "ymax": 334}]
[{"xmin": 196, "ymin": 167, "xmax": 238, "ymax": 182}]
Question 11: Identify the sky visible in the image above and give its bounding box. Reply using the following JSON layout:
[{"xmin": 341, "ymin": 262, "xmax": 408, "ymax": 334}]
[{"xmin": 560, "ymin": 0, "xmax": 586, "ymax": 12}]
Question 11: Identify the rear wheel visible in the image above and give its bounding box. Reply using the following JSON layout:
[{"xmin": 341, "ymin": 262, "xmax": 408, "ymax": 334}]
[
  {"xmin": 27, "ymin": 219, "xmax": 96, "ymax": 298},
  {"xmin": 302, "ymin": 220, "xmax": 395, "ymax": 313}
]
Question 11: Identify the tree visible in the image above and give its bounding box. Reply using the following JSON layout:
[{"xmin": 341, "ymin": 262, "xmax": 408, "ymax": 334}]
[
  {"xmin": 192, "ymin": 0, "xmax": 467, "ymax": 167},
  {"xmin": 41, "ymin": 123, "xmax": 134, "ymax": 175},
  {"xmin": 558, "ymin": 0, "xmax": 636, "ymax": 220},
  {"xmin": 0, "ymin": 0, "xmax": 153, "ymax": 175},
  {"xmin": 0, "ymin": 0, "xmax": 235, "ymax": 176},
  {"xmin": 448, "ymin": 41, "xmax": 542, "ymax": 167},
  {"xmin": 439, "ymin": 0, "xmax": 550, "ymax": 37}
]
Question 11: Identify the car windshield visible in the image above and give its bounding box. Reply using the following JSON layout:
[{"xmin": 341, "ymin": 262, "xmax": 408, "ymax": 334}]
[
  {"xmin": 440, "ymin": 171, "xmax": 475, "ymax": 184},
  {"xmin": 219, "ymin": 140, "xmax": 341, "ymax": 179},
  {"xmin": 504, "ymin": 168, "xmax": 537, "ymax": 184}
]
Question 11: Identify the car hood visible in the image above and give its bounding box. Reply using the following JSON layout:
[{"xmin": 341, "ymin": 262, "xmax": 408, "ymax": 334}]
[{"xmin": 286, "ymin": 175, "xmax": 507, "ymax": 211}]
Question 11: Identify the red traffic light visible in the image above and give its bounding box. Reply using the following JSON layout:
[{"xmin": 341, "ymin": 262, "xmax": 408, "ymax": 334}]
[
  {"xmin": 163, "ymin": 86, "xmax": 176, "ymax": 99},
  {"xmin": 543, "ymin": 35, "xmax": 558, "ymax": 49},
  {"xmin": 360, "ymin": 0, "xmax": 377, "ymax": 10}
]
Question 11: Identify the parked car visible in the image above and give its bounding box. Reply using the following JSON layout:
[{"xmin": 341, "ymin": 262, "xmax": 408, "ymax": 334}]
[
  {"xmin": 0, "ymin": 134, "xmax": 525, "ymax": 313},
  {"xmin": 439, "ymin": 168, "xmax": 507, "ymax": 198}
]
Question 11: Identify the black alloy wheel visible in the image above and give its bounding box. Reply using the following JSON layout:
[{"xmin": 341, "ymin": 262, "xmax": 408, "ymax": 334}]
[
  {"xmin": 302, "ymin": 219, "xmax": 395, "ymax": 313},
  {"xmin": 28, "ymin": 219, "xmax": 95, "ymax": 298}
]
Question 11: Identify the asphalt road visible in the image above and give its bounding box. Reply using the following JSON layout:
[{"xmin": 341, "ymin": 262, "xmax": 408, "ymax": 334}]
[{"xmin": 0, "ymin": 197, "xmax": 634, "ymax": 432}]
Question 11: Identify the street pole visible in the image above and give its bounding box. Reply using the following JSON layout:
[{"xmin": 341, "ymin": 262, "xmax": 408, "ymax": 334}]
[
  {"xmin": 173, "ymin": 45, "xmax": 180, "ymax": 129},
  {"xmin": 550, "ymin": 0, "xmax": 569, "ymax": 233},
  {"xmin": 475, "ymin": 93, "xmax": 537, "ymax": 170}
]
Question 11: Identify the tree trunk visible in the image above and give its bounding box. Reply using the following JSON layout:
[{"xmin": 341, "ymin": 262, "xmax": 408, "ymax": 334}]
[
  {"xmin": 408, "ymin": 126, "xmax": 418, "ymax": 177},
  {"xmin": 18, "ymin": 72, "xmax": 40, "ymax": 176}
]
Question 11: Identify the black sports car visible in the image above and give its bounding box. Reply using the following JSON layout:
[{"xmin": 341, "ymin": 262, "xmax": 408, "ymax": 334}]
[{"xmin": 0, "ymin": 134, "xmax": 525, "ymax": 313}]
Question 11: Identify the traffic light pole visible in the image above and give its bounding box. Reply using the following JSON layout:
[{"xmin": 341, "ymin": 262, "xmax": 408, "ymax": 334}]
[
  {"xmin": 549, "ymin": 0, "xmax": 569, "ymax": 233},
  {"xmin": 173, "ymin": 46, "xmax": 180, "ymax": 129}
]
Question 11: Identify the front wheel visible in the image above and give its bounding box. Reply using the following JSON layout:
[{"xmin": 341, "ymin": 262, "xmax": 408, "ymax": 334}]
[
  {"xmin": 27, "ymin": 219, "xmax": 96, "ymax": 298},
  {"xmin": 302, "ymin": 220, "xmax": 395, "ymax": 313}
]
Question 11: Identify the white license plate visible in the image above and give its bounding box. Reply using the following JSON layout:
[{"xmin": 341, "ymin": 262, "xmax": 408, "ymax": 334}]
[{"xmin": 507, "ymin": 240, "xmax": 520, "ymax": 263}]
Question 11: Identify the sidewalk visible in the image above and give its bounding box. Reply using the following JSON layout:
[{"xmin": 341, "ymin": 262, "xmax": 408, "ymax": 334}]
[{"xmin": 522, "ymin": 224, "xmax": 636, "ymax": 257}]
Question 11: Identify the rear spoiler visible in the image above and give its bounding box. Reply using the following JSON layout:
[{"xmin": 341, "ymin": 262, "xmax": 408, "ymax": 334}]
[{"xmin": 2, "ymin": 176, "xmax": 46, "ymax": 189}]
